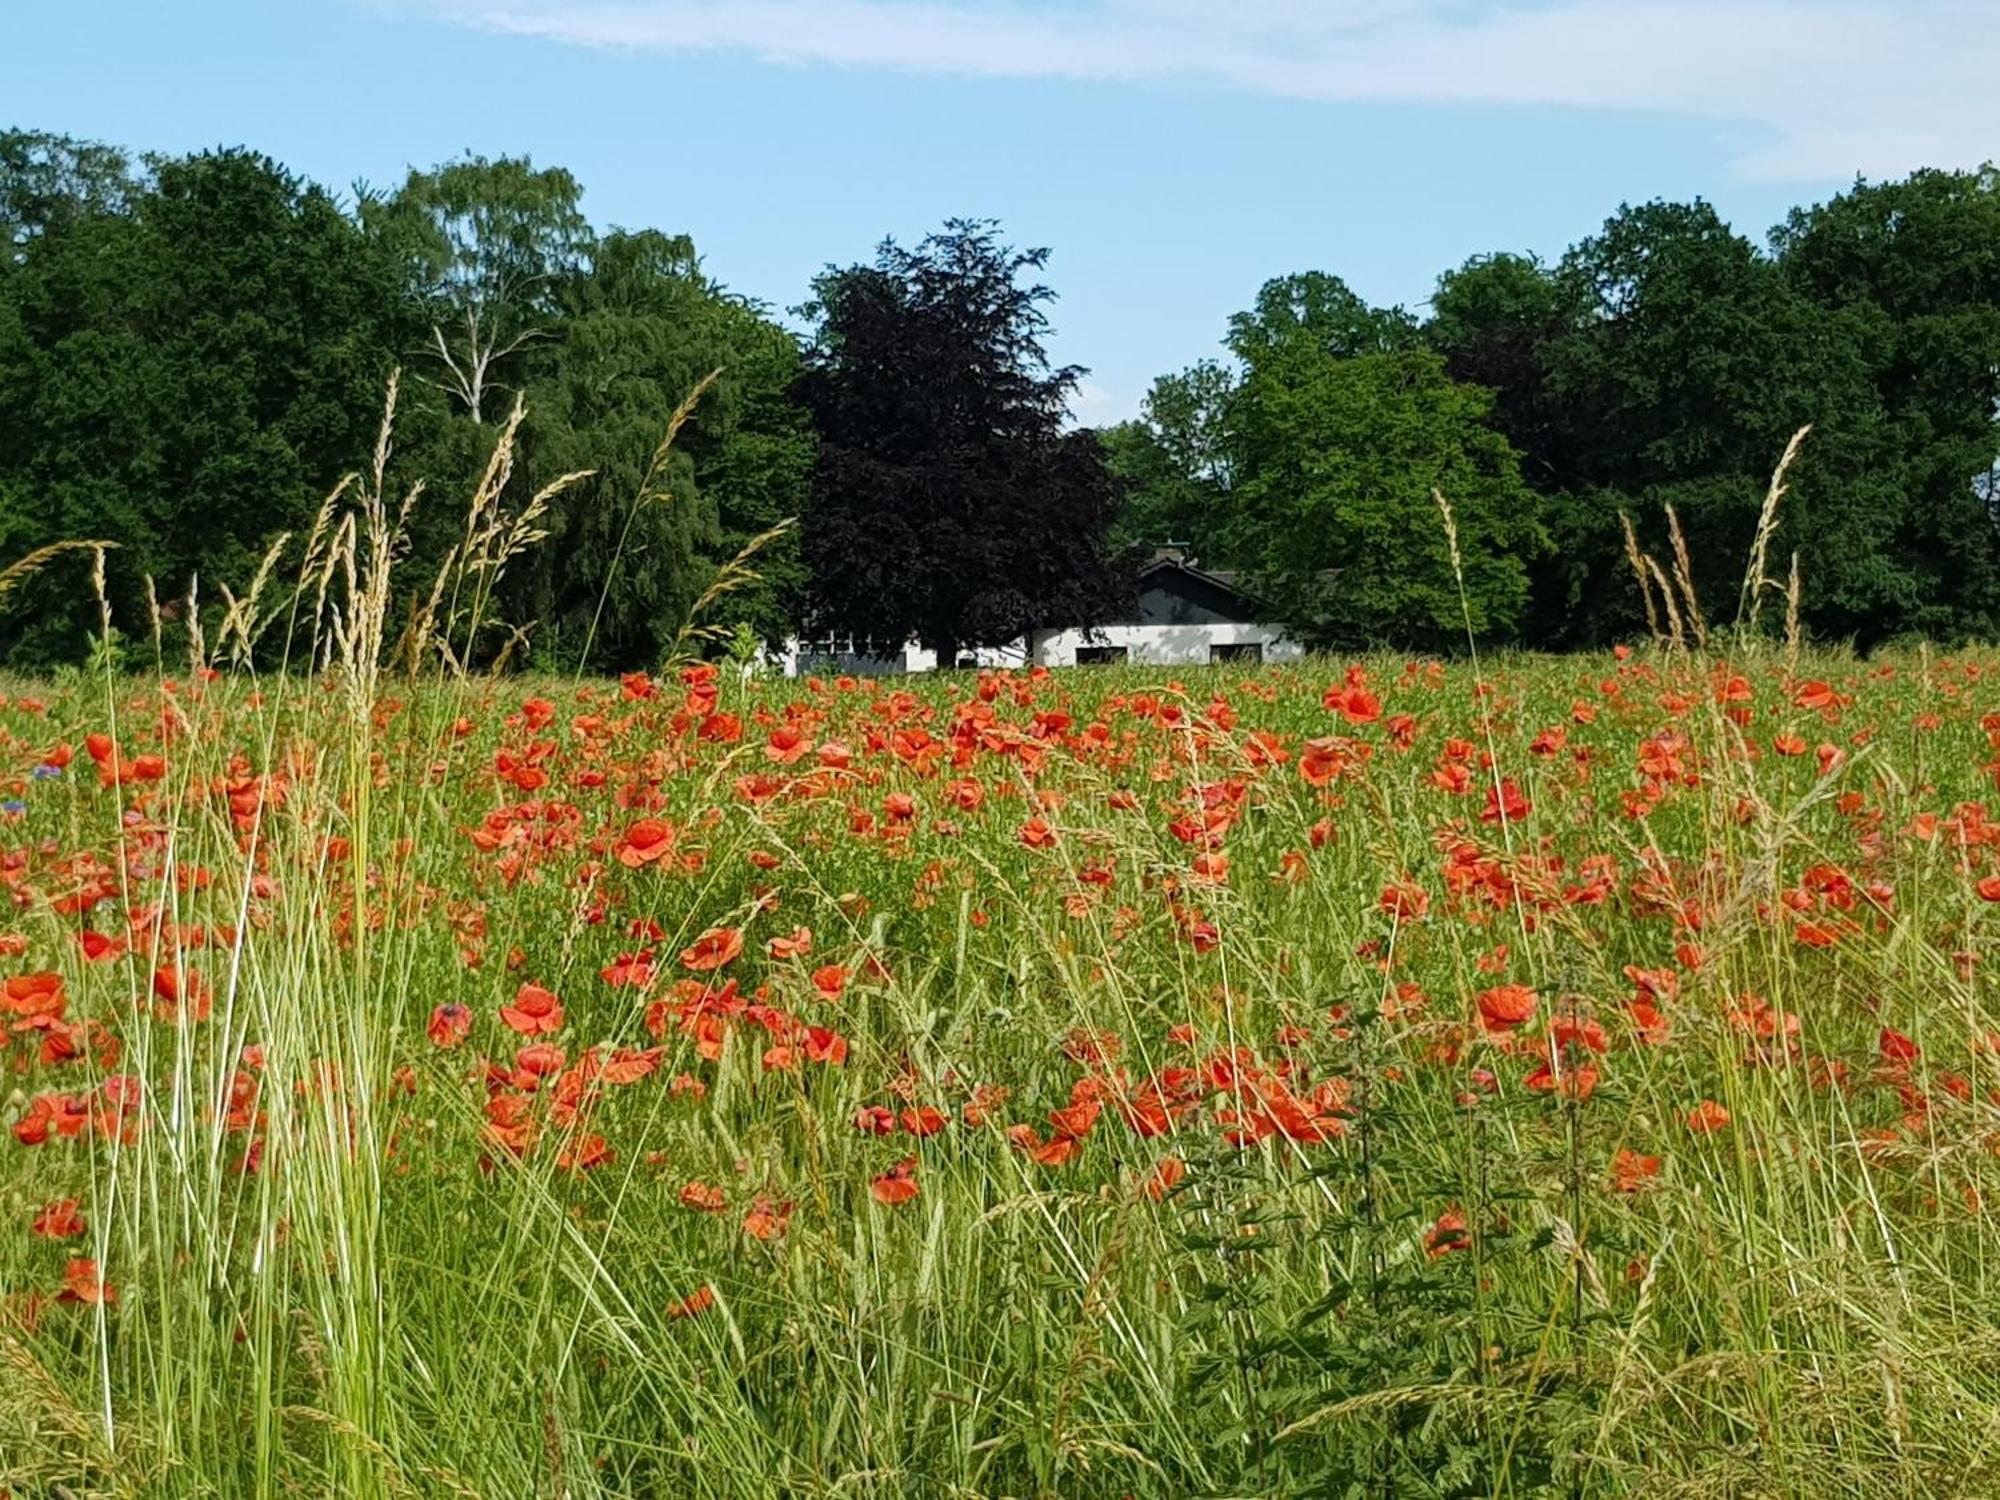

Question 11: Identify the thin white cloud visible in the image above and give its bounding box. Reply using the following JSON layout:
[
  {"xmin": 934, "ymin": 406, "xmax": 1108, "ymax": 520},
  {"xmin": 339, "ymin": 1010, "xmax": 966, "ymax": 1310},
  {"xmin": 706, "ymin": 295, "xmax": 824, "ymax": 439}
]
[
  {"xmin": 1066, "ymin": 379, "xmax": 1134, "ymax": 431},
  {"xmin": 415, "ymin": 0, "xmax": 2000, "ymax": 180}
]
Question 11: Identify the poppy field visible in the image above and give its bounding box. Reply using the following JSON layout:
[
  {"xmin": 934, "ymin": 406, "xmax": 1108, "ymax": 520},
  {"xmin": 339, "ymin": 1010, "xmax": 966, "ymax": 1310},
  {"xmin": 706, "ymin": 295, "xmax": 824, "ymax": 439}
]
[{"xmin": 5, "ymin": 646, "xmax": 2000, "ymax": 1498}]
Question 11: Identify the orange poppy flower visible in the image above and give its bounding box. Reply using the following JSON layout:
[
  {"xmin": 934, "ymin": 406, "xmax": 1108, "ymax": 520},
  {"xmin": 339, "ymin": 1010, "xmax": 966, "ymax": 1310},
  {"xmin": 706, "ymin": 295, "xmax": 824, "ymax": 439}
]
[
  {"xmin": 1685, "ymin": 1099, "xmax": 1731, "ymax": 1134},
  {"xmin": 427, "ymin": 1002, "xmax": 472, "ymax": 1048},
  {"xmin": 616, "ymin": 818, "xmax": 677, "ymax": 868},
  {"xmin": 1475, "ymin": 984, "xmax": 1537, "ymax": 1033},
  {"xmin": 1609, "ymin": 1149, "xmax": 1661, "ymax": 1193},
  {"xmin": 499, "ymin": 983, "xmax": 564, "ymax": 1036},
  {"xmin": 667, "ymin": 1285, "xmax": 715, "ymax": 1320},
  {"xmin": 681, "ymin": 927, "xmax": 745, "ymax": 972},
  {"xmin": 742, "ymin": 1196, "xmax": 793, "ymax": 1241},
  {"xmin": 58, "ymin": 1258, "xmax": 114, "ymax": 1305},
  {"xmin": 870, "ymin": 1156, "xmax": 920, "ymax": 1205},
  {"xmin": 679, "ymin": 1181, "xmax": 726, "ymax": 1212},
  {"xmin": 768, "ymin": 926, "xmax": 813, "ymax": 959},
  {"xmin": 32, "ymin": 1199, "xmax": 86, "ymax": 1239}
]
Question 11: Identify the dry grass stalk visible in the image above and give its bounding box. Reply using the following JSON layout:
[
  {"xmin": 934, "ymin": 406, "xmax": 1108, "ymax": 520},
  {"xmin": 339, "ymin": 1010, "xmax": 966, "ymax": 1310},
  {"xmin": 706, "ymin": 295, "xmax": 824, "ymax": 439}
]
[
  {"xmin": 1737, "ymin": 424, "xmax": 1811, "ymax": 633},
  {"xmin": 397, "ymin": 392, "xmax": 584, "ymax": 677},
  {"xmin": 144, "ymin": 572, "xmax": 163, "ymax": 660},
  {"xmin": 575, "ymin": 368, "xmax": 722, "ymax": 675},
  {"xmin": 1785, "ymin": 550, "xmax": 1803, "ymax": 676},
  {"xmin": 216, "ymin": 531, "xmax": 293, "ymax": 669},
  {"xmin": 1664, "ymin": 503, "xmax": 1708, "ymax": 648},
  {"xmin": 184, "ymin": 572, "xmax": 205, "ymax": 683},
  {"xmin": 0, "ymin": 538, "xmax": 119, "ymax": 606},
  {"xmin": 644, "ymin": 368, "xmax": 721, "ymax": 495},
  {"xmin": 1644, "ymin": 555, "xmax": 1687, "ymax": 650},
  {"xmin": 665, "ymin": 519, "xmax": 795, "ymax": 667},
  {"xmin": 1620, "ymin": 513, "xmax": 1663, "ymax": 641},
  {"xmin": 91, "ymin": 544, "xmax": 113, "ymax": 647},
  {"xmin": 1432, "ymin": 487, "xmax": 1463, "ymax": 581},
  {"xmin": 487, "ymin": 622, "xmax": 536, "ymax": 676}
]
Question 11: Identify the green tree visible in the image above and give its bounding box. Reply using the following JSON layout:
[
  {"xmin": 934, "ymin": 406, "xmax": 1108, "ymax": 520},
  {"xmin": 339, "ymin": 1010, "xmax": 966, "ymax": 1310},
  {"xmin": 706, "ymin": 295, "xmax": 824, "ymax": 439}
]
[
  {"xmin": 1772, "ymin": 167, "xmax": 2000, "ymax": 642},
  {"xmin": 364, "ymin": 155, "xmax": 591, "ymax": 424},
  {"xmin": 1, "ymin": 128, "xmax": 135, "ymax": 262},
  {"xmin": 508, "ymin": 229, "xmax": 812, "ymax": 668},
  {"xmin": 1538, "ymin": 200, "xmax": 1905, "ymax": 645},
  {"xmin": 0, "ymin": 145, "xmax": 411, "ymax": 663},
  {"xmin": 1102, "ymin": 359, "xmax": 1237, "ymax": 561},
  {"xmin": 796, "ymin": 220, "xmax": 1127, "ymax": 663},
  {"xmin": 1226, "ymin": 274, "xmax": 1545, "ymax": 647}
]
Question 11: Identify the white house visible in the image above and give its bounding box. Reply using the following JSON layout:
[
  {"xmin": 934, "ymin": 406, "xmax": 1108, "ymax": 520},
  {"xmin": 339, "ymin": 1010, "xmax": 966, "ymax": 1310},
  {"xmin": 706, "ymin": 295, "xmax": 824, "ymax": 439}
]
[{"xmin": 774, "ymin": 552, "xmax": 1303, "ymax": 676}]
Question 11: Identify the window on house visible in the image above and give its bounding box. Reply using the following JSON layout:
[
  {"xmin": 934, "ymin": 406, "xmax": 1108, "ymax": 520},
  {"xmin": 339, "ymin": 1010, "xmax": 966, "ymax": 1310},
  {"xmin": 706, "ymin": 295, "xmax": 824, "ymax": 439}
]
[
  {"xmin": 1209, "ymin": 642, "xmax": 1263, "ymax": 664},
  {"xmin": 953, "ymin": 653, "xmax": 979, "ymax": 670},
  {"xmin": 1075, "ymin": 645, "xmax": 1129, "ymax": 665}
]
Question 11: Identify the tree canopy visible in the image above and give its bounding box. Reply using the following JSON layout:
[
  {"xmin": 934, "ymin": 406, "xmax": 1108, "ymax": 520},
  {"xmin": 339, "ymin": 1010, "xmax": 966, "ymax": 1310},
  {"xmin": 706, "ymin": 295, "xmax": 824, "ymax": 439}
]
[
  {"xmin": 795, "ymin": 220, "xmax": 1126, "ymax": 661},
  {"xmin": 0, "ymin": 131, "xmax": 810, "ymax": 671},
  {"xmin": 0, "ymin": 123, "xmax": 1994, "ymax": 665}
]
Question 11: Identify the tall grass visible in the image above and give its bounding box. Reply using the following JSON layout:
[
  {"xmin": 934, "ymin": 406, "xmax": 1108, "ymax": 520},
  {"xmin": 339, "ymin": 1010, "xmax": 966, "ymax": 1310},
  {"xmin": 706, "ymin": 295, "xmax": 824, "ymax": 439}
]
[{"xmin": 2, "ymin": 416, "xmax": 1999, "ymax": 1498}]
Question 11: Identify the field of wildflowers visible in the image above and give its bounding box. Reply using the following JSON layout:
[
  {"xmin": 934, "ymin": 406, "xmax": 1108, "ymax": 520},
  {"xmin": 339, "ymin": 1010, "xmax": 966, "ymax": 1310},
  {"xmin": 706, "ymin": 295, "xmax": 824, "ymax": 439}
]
[{"xmin": 3, "ymin": 640, "xmax": 2000, "ymax": 1497}]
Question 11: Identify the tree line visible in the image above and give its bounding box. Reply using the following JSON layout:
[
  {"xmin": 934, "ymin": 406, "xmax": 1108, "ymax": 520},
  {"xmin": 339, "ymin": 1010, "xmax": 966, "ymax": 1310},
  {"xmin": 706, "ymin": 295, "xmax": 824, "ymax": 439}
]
[{"xmin": 2, "ymin": 126, "xmax": 1996, "ymax": 669}]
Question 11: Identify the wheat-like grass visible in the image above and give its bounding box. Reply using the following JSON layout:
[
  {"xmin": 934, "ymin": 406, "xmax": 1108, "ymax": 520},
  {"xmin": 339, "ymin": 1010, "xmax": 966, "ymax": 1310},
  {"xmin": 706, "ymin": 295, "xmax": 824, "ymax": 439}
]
[
  {"xmin": 1664, "ymin": 503, "xmax": 1708, "ymax": 648},
  {"xmin": 1620, "ymin": 512, "xmax": 1663, "ymax": 641},
  {"xmin": 0, "ymin": 538, "xmax": 120, "ymax": 606},
  {"xmin": 1737, "ymin": 424, "xmax": 1811, "ymax": 635}
]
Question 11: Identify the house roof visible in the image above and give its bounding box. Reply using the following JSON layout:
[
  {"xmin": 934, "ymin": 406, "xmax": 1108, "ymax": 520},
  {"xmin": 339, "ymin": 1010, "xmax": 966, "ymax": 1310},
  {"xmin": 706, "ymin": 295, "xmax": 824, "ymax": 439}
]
[{"xmin": 1136, "ymin": 555, "xmax": 1264, "ymax": 609}]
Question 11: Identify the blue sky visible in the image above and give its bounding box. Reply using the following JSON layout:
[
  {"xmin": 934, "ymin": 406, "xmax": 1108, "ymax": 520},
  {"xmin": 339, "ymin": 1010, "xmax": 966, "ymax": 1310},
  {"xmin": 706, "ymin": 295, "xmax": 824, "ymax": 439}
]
[{"xmin": 8, "ymin": 1, "xmax": 1996, "ymax": 423}]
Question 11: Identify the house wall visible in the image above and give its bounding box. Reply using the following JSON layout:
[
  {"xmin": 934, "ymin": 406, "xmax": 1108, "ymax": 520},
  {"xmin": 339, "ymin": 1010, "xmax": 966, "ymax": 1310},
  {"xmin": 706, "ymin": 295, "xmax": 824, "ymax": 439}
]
[
  {"xmin": 771, "ymin": 624, "xmax": 1301, "ymax": 677},
  {"xmin": 1028, "ymin": 623, "xmax": 1303, "ymax": 667},
  {"xmin": 772, "ymin": 636, "xmax": 1030, "ymax": 677}
]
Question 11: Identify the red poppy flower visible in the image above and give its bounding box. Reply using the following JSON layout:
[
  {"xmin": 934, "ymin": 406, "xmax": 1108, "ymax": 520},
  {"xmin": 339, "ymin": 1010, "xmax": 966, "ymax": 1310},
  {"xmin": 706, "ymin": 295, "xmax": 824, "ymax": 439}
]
[
  {"xmin": 1018, "ymin": 817, "xmax": 1057, "ymax": 850},
  {"xmin": 1142, "ymin": 1156, "xmax": 1186, "ymax": 1202},
  {"xmin": 1475, "ymin": 984, "xmax": 1537, "ymax": 1033},
  {"xmin": 427, "ymin": 1002, "xmax": 472, "ymax": 1048},
  {"xmin": 1424, "ymin": 1209, "xmax": 1470, "ymax": 1258},
  {"xmin": 870, "ymin": 1156, "xmax": 920, "ymax": 1205},
  {"xmin": 1324, "ymin": 683, "xmax": 1381, "ymax": 724},
  {"xmin": 681, "ymin": 927, "xmax": 745, "ymax": 972},
  {"xmin": 742, "ymin": 1196, "xmax": 793, "ymax": 1241},
  {"xmin": 499, "ymin": 983, "xmax": 564, "ymax": 1036},
  {"xmin": 601, "ymin": 1047, "xmax": 664, "ymax": 1085},
  {"xmin": 1379, "ymin": 881, "xmax": 1430, "ymax": 922},
  {"xmin": 616, "ymin": 818, "xmax": 677, "ymax": 868},
  {"xmin": 1685, "ymin": 1099, "xmax": 1731, "ymax": 1134},
  {"xmin": 1481, "ymin": 779, "xmax": 1532, "ymax": 824},
  {"xmin": 854, "ymin": 1104, "xmax": 896, "ymax": 1136},
  {"xmin": 802, "ymin": 1026, "xmax": 848, "ymax": 1066},
  {"xmin": 32, "ymin": 1199, "xmax": 86, "ymax": 1239},
  {"xmin": 810, "ymin": 964, "xmax": 848, "ymax": 1001},
  {"xmin": 58, "ymin": 1258, "xmax": 114, "ymax": 1306},
  {"xmin": 1879, "ymin": 1027, "xmax": 1920, "ymax": 1065},
  {"xmin": 3, "ymin": 972, "xmax": 65, "ymax": 1019},
  {"xmin": 667, "ymin": 1285, "xmax": 715, "ymax": 1320}
]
